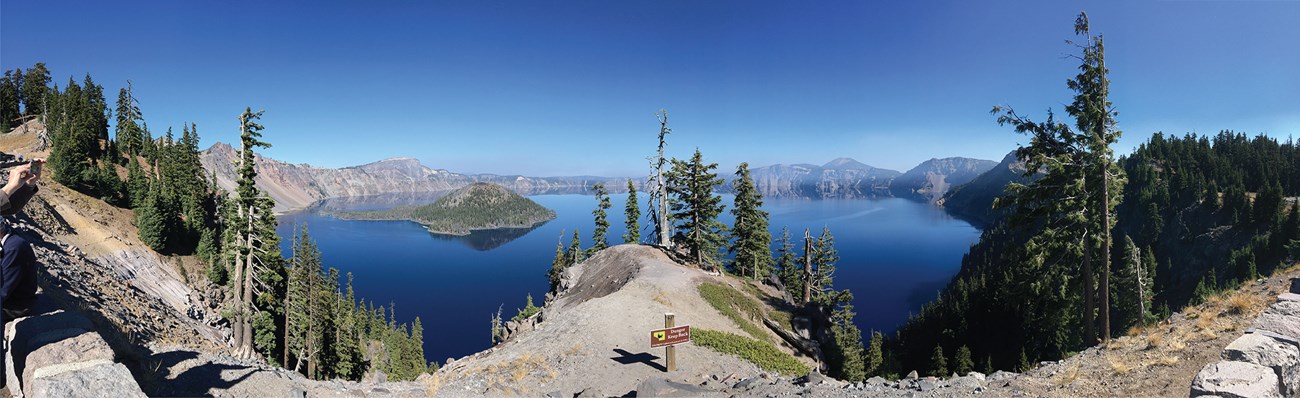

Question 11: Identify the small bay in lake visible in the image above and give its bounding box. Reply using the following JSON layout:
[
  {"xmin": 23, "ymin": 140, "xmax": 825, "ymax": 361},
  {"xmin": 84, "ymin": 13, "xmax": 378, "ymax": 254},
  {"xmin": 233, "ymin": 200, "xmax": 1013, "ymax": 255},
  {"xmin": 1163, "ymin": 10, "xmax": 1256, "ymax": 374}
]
[{"xmin": 276, "ymin": 192, "xmax": 980, "ymax": 365}]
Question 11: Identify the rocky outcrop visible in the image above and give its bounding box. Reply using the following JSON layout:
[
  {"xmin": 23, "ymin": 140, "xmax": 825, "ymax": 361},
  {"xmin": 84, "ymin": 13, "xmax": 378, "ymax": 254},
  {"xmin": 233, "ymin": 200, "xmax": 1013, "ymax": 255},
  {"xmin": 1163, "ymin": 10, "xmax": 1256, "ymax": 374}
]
[
  {"xmin": 1191, "ymin": 280, "xmax": 1300, "ymax": 397},
  {"xmin": 889, "ymin": 157, "xmax": 997, "ymax": 202},
  {"xmin": 4, "ymin": 300, "xmax": 146, "ymax": 398},
  {"xmin": 200, "ymin": 142, "xmax": 626, "ymax": 212},
  {"xmin": 747, "ymin": 158, "xmax": 901, "ymax": 199}
]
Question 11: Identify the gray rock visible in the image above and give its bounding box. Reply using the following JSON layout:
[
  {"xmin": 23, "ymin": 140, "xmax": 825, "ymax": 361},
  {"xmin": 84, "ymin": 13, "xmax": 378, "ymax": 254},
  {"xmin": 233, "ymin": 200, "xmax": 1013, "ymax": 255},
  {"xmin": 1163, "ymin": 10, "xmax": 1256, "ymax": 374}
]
[
  {"xmin": 1191, "ymin": 361, "xmax": 1281, "ymax": 398},
  {"xmin": 28, "ymin": 362, "xmax": 145, "ymax": 398},
  {"xmin": 905, "ymin": 370, "xmax": 919, "ymax": 379},
  {"xmin": 1254, "ymin": 300, "xmax": 1300, "ymax": 340},
  {"xmin": 733, "ymin": 377, "xmax": 761, "ymax": 390},
  {"xmin": 1289, "ymin": 277, "xmax": 1300, "ymax": 294},
  {"xmin": 1277, "ymin": 293, "xmax": 1300, "ymax": 302},
  {"xmin": 636, "ymin": 377, "xmax": 720, "ymax": 397},
  {"xmin": 987, "ymin": 370, "xmax": 1018, "ymax": 382},
  {"xmin": 967, "ymin": 371, "xmax": 987, "ymax": 382},
  {"xmin": 798, "ymin": 371, "xmax": 826, "ymax": 386},
  {"xmin": 918, "ymin": 377, "xmax": 938, "ymax": 392},
  {"xmin": 866, "ymin": 376, "xmax": 888, "ymax": 385},
  {"xmin": 949, "ymin": 375, "xmax": 984, "ymax": 391},
  {"xmin": 1224, "ymin": 333, "xmax": 1300, "ymax": 396}
]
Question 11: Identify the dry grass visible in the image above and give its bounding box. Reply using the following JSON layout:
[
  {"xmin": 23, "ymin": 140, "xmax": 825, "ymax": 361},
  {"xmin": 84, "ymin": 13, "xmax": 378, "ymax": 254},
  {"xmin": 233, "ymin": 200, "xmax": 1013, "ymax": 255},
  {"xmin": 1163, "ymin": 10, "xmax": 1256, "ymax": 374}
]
[
  {"xmin": 422, "ymin": 373, "xmax": 442, "ymax": 397},
  {"xmin": 1108, "ymin": 356, "xmax": 1132, "ymax": 374},
  {"xmin": 1126, "ymin": 325, "xmax": 1143, "ymax": 337},
  {"xmin": 1151, "ymin": 355, "xmax": 1179, "ymax": 367},
  {"xmin": 1144, "ymin": 332, "xmax": 1164, "ymax": 350},
  {"xmin": 1055, "ymin": 366, "xmax": 1080, "ymax": 385}
]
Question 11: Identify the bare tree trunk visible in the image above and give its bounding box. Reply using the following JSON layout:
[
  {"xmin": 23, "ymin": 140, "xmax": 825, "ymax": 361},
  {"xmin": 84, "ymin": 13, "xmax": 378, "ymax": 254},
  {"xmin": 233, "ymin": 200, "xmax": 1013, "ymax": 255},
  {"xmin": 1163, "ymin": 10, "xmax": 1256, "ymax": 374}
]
[
  {"xmin": 803, "ymin": 229, "xmax": 813, "ymax": 305},
  {"xmin": 231, "ymin": 207, "xmax": 246, "ymax": 354},
  {"xmin": 242, "ymin": 204, "xmax": 256, "ymax": 357},
  {"xmin": 1083, "ymin": 227, "xmax": 1096, "ymax": 346},
  {"xmin": 1134, "ymin": 247, "xmax": 1145, "ymax": 325},
  {"xmin": 656, "ymin": 110, "xmax": 671, "ymax": 248},
  {"xmin": 1100, "ymin": 170, "xmax": 1112, "ymax": 342}
]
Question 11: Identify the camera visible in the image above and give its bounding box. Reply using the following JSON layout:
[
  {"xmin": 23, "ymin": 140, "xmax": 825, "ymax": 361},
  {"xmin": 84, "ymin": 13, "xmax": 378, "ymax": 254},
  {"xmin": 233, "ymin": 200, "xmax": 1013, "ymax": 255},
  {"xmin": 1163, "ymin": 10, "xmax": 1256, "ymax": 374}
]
[{"xmin": 0, "ymin": 152, "xmax": 36, "ymax": 170}]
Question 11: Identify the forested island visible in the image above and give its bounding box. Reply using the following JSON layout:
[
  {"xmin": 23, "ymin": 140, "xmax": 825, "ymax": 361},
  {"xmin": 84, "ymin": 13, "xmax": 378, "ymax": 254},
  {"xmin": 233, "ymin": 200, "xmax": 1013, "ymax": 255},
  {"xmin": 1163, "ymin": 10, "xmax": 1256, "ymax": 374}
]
[{"xmin": 338, "ymin": 182, "xmax": 556, "ymax": 235}]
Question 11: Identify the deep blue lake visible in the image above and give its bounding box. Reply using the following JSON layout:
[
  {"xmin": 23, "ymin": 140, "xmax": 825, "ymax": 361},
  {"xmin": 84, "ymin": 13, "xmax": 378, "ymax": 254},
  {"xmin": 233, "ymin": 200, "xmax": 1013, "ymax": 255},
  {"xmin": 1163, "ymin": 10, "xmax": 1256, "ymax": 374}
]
[{"xmin": 276, "ymin": 193, "xmax": 980, "ymax": 365}]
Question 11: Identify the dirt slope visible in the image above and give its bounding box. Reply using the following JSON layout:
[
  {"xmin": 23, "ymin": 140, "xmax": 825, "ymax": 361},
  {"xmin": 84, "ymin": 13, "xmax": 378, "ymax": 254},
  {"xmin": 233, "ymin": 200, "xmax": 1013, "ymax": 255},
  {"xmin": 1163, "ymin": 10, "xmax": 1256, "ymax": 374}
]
[{"xmin": 433, "ymin": 244, "xmax": 817, "ymax": 397}]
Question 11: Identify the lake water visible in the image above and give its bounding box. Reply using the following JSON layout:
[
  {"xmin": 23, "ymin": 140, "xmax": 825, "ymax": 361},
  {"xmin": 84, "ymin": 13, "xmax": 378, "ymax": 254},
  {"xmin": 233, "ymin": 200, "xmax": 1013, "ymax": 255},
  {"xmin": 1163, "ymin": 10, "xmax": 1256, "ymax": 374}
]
[{"xmin": 276, "ymin": 193, "xmax": 980, "ymax": 365}]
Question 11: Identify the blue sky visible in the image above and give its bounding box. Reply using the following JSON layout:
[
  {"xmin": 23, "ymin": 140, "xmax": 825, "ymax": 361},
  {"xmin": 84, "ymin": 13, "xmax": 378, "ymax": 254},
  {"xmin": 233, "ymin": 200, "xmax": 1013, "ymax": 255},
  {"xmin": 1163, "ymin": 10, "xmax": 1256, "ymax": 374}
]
[{"xmin": 2, "ymin": 1, "xmax": 1297, "ymax": 176}]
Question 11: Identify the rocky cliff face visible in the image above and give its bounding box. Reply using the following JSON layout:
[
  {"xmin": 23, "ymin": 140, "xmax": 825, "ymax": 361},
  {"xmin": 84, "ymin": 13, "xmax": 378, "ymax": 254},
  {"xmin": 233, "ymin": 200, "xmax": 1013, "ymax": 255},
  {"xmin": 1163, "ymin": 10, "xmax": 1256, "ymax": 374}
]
[
  {"xmin": 748, "ymin": 158, "xmax": 901, "ymax": 199},
  {"xmin": 938, "ymin": 151, "xmax": 1033, "ymax": 226},
  {"xmin": 200, "ymin": 142, "xmax": 626, "ymax": 212},
  {"xmin": 889, "ymin": 157, "xmax": 998, "ymax": 203}
]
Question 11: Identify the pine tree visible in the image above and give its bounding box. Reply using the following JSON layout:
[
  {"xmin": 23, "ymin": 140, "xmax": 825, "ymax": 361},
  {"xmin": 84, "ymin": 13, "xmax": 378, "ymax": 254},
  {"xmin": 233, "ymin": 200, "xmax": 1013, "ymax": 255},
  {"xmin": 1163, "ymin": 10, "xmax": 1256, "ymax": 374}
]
[
  {"xmin": 0, "ymin": 70, "xmax": 19, "ymax": 128},
  {"xmin": 930, "ymin": 345, "xmax": 948, "ymax": 377},
  {"xmin": 568, "ymin": 229, "xmax": 583, "ymax": 265},
  {"xmin": 829, "ymin": 301, "xmax": 866, "ymax": 382},
  {"xmin": 623, "ymin": 178, "xmax": 640, "ymax": 244},
  {"xmin": 20, "ymin": 63, "xmax": 50, "ymax": 116},
  {"xmin": 865, "ymin": 330, "xmax": 884, "ymax": 377},
  {"xmin": 547, "ymin": 231, "xmax": 568, "ymax": 293},
  {"xmin": 775, "ymin": 227, "xmax": 803, "ymax": 303},
  {"xmin": 590, "ymin": 183, "xmax": 611, "ymax": 253},
  {"xmin": 285, "ymin": 225, "xmax": 323, "ymax": 375},
  {"xmin": 1113, "ymin": 235, "xmax": 1154, "ymax": 332},
  {"xmin": 809, "ymin": 228, "xmax": 849, "ymax": 307},
  {"xmin": 114, "ymin": 80, "xmax": 145, "ymax": 158},
  {"xmin": 954, "ymin": 345, "xmax": 974, "ymax": 375},
  {"xmin": 225, "ymin": 107, "xmax": 283, "ymax": 361},
  {"xmin": 992, "ymin": 11, "xmax": 1126, "ymax": 345},
  {"xmin": 728, "ymin": 162, "xmax": 772, "ymax": 279},
  {"xmin": 135, "ymin": 188, "xmax": 167, "ymax": 251},
  {"xmin": 667, "ymin": 148, "xmax": 727, "ymax": 266}
]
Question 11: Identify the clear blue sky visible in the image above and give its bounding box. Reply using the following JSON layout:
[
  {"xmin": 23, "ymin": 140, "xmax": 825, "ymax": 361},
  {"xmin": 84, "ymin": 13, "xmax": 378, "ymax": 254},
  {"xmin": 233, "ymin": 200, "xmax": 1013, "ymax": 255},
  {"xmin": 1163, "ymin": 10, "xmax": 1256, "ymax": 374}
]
[{"xmin": 3, "ymin": 1, "xmax": 1297, "ymax": 176}]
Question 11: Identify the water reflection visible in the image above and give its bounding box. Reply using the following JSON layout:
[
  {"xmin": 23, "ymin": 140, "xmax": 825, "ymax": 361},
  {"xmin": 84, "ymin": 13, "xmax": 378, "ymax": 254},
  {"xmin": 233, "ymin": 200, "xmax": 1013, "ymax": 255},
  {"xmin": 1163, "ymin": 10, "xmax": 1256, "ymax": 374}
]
[{"xmin": 426, "ymin": 221, "xmax": 550, "ymax": 251}]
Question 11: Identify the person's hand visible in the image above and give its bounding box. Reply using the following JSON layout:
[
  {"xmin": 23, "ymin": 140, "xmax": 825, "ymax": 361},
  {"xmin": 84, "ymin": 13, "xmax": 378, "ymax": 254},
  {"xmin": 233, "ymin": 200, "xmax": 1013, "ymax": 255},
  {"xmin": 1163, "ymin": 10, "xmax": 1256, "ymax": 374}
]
[{"xmin": 3, "ymin": 163, "xmax": 30, "ymax": 196}]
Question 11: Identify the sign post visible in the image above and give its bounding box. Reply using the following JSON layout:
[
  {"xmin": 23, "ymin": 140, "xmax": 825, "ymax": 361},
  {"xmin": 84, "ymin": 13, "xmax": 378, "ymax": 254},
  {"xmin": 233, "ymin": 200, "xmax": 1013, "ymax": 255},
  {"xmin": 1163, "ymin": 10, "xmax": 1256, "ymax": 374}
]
[{"xmin": 650, "ymin": 313, "xmax": 691, "ymax": 372}]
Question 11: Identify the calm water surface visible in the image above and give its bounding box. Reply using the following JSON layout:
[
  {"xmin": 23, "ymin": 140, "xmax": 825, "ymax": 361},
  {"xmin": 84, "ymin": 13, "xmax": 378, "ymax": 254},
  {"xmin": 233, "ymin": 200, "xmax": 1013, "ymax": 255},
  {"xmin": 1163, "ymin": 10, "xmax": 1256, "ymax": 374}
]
[{"xmin": 276, "ymin": 193, "xmax": 980, "ymax": 364}]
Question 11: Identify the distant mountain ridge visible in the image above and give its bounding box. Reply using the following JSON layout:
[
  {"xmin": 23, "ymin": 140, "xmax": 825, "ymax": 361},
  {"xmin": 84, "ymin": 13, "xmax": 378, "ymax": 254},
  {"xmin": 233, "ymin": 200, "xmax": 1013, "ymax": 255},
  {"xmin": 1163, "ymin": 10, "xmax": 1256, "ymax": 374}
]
[
  {"xmin": 747, "ymin": 158, "xmax": 902, "ymax": 199},
  {"xmin": 889, "ymin": 157, "xmax": 999, "ymax": 203},
  {"xmin": 199, "ymin": 142, "xmax": 625, "ymax": 212}
]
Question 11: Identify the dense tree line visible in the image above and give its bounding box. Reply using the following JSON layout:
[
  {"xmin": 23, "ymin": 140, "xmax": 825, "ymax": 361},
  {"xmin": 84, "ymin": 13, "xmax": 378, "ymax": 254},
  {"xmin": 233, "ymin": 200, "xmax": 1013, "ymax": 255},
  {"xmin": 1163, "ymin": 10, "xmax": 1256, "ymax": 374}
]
[
  {"xmin": 286, "ymin": 226, "xmax": 429, "ymax": 381},
  {"xmin": 887, "ymin": 14, "xmax": 1300, "ymax": 377}
]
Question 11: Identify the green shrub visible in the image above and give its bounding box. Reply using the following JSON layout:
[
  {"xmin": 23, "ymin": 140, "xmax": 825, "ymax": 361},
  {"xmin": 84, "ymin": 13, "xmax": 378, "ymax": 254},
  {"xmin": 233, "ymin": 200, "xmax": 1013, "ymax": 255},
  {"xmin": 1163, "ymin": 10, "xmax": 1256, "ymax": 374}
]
[
  {"xmin": 512, "ymin": 294, "xmax": 541, "ymax": 322},
  {"xmin": 698, "ymin": 282, "xmax": 769, "ymax": 342},
  {"xmin": 693, "ymin": 328, "xmax": 810, "ymax": 376}
]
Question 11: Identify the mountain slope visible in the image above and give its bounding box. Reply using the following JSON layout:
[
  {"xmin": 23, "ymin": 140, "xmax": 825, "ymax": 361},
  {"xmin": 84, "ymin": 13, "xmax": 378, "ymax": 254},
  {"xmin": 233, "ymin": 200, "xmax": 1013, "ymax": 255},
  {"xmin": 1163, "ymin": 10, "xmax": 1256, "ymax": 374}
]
[
  {"xmin": 200, "ymin": 142, "xmax": 624, "ymax": 212},
  {"xmin": 938, "ymin": 151, "xmax": 1032, "ymax": 226},
  {"xmin": 747, "ymin": 158, "xmax": 901, "ymax": 199},
  {"xmin": 889, "ymin": 157, "xmax": 998, "ymax": 203}
]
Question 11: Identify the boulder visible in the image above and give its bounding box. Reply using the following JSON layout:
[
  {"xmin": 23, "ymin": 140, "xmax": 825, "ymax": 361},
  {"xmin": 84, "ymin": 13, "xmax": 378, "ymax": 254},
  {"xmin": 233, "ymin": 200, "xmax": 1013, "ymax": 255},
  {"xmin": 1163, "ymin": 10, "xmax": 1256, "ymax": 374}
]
[
  {"xmin": 1289, "ymin": 277, "xmax": 1300, "ymax": 294},
  {"xmin": 905, "ymin": 370, "xmax": 919, "ymax": 379},
  {"xmin": 1223, "ymin": 333, "xmax": 1300, "ymax": 396},
  {"xmin": 27, "ymin": 362, "xmax": 145, "ymax": 398},
  {"xmin": 1253, "ymin": 300, "xmax": 1300, "ymax": 341},
  {"xmin": 20, "ymin": 331, "xmax": 115, "ymax": 397},
  {"xmin": 1191, "ymin": 361, "xmax": 1281, "ymax": 398}
]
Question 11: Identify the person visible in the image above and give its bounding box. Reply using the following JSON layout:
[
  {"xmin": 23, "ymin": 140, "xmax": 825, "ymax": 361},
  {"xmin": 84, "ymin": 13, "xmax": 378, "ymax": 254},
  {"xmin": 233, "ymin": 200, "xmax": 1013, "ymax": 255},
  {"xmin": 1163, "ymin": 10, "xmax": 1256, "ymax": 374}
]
[
  {"xmin": 0, "ymin": 161, "xmax": 40, "ymax": 392},
  {"xmin": 0, "ymin": 161, "xmax": 39, "ymax": 216},
  {"xmin": 0, "ymin": 219, "xmax": 36, "ymax": 320},
  {"xmin": 0, "ymin": 160, "xmax": 40, "ymax": 319}
]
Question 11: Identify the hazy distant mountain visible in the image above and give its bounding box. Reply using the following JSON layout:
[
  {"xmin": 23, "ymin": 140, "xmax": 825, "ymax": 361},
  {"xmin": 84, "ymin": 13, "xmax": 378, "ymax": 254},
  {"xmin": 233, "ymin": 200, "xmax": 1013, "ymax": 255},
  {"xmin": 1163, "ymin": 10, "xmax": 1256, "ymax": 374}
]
[
  {"xmin": 747, "ymin": 158, "xmax": 901, "ymax": 199},
  {"xmin": 938, "ymin": 151, "xmax": 1034, "ymax": 226},
  {"xmin": 889, "ymin": 157, "xmax": 998, "ymax": 203},
  {"xmin": 200, "ymin": 142, "xmax": 625, "ymax": 212}
]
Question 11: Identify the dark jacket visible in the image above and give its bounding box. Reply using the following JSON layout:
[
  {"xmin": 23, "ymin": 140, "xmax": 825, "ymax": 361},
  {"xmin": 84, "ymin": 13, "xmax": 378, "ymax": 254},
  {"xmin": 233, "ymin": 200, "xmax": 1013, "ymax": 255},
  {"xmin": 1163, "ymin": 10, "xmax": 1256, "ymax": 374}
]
[
  {"xmin": 0, "ymin": 233, "xmax": 38, "ymax": 315},
  {"xmin": 0, "ymin": 184, "xmax": 37, "ymax": 216}
]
